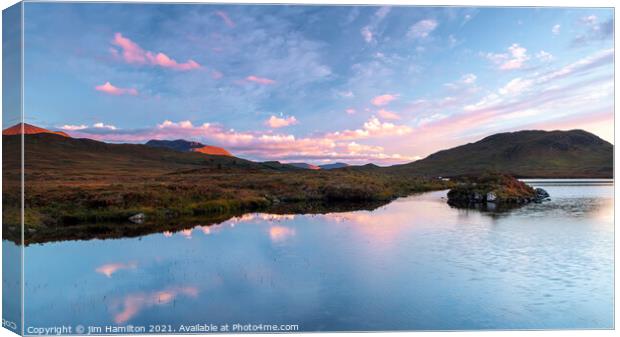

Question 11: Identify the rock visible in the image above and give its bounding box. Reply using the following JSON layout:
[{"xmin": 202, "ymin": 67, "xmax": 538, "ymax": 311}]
[
  {"xmin": 129, "ymin": 213, "xmax": 145, "ymax": 224},
  {"xmin": 472, "ymin": 192, "xmax": 483, "ymax": 202},
  {"xmin": 534, "ymin": 188, "xmax": 550, "ymax": 201},
  {"xmin": 447, "ymin": 173, "xmax": 539, "ymax": 210}
]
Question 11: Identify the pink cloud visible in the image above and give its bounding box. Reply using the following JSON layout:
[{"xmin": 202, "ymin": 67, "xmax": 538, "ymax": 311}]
[
  {"xmin": 345, "ymin": 108, "xmax": 356, "ymax": 115},
  {"xmin": 112, "ymin": 33, "xmax": 147, "ymax": 63},
  {"xmin": 111, "ymin": 33, "xmax": 201, "ymax": 71},
  {"xmin": 246, "ymin": 75, "xmax": 276, "ymax": 85},
  {"xmin": 69, "ymin": 117, "xmax": 417, "ymax": 165},
  {"xmin": 146, "ymin": 52, "xmax": 201, "ymax": 71},
  {"xmin": 371, "ymin": 94, "xmax": 398, "ymax": 106},
  {"xmin": 266, "ymin": 115, "xmax": 298, "ymax": 128},
  {"xmin": 95, "ymin": 82, "xmax": 138, "ymax": 96},
  {"xmin": 326, "ymin": 117, "xmax": 412, "ymax": 141},
  {"xmin": 377, "ymin": 109, "xmax": 400, "ymax": 120},
  {"xmin": 215, "ymin": 11, "xmax": 236, "ymax": 28}
]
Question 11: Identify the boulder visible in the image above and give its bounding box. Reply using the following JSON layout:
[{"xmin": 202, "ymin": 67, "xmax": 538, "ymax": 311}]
[
  {"xmin": 472, "ymin": 192, "xmax": 484, "ymax": 202},
  {"xmin": 129, "ymin": 213, "xmax": 145, "ymax": 224},
  {"xmin": 534, "ymin": 187, "xmax": 550, "ymax": 202}
]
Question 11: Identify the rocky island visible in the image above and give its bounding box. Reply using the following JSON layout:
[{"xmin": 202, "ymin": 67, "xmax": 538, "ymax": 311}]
[{"xmin": 447, "ymin": 173, "xmax": 550, "ymax": 209}]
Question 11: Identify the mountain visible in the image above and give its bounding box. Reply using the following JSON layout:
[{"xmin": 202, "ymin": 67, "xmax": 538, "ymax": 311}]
[
  {"xmin": 2, "ymin": 133, "xmax": 296, "ymax": 176},
  {"xmin": 388, "ymin": 129, "xmax": 613, "ymax": 178},
  {"xmin": 288, "ymin": 162, "xmax": 321, "ymax": 170},
  {"xmin": 286, "ymin": 162, "xmax": 350, "ymax": 170},
  {"xmin": 146, "ymin": 139, "xmax": 232, "ymax": 156},
  {"xmin": 320, "ymin": 162, "xmax": 349, "ymax": 170},
  {"xmin": 2, "ymin": 123, "xmax": 69, "ymax": 137}
]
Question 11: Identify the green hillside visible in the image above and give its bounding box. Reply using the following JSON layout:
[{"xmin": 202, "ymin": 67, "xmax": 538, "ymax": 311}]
[{"xmin": 387, "ymin": 130, "xmax": 613, "ymax": 178}]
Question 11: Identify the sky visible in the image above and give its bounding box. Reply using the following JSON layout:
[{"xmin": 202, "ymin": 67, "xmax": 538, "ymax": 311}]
[{"xmin": 16, "ymin": 3, "xmax": 614, "ymax": 165}]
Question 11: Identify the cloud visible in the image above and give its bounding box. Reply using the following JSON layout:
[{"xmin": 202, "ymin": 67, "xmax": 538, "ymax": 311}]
[
  {"xmin": 483, "ymin": 43, "xmax": 530, "ymax": 70},
  {"xmin": 407, "ymin": 19, "xmax": 438, "ymax": 39},
  {"xmin": 360, "ymin": 26, "xmax": 374, "ymax": 43},
  {"xmin": 360, "ymin": 6, "xmax": 392, "ymax": 44},
  {"xmin": 68, "ymin": 116, "xmax": 416, "ymax": 165},
  {"xmin": 572, "ymin": 16, "xmax": 613, "ymax": 46},
  {"xmin": 552, "ymin": 24, "xmax": 561, "ymax": 35},
  {"xmin": 371, "ymin": 94, "xmax": 398, "ymax": 106},
  {"xmin": 536, "ymin": 50, "xmax": 554, "ymax": 62},
  {"xmin": 215, "ymin": 10, "xmax": 236, "ymax": 28},
  {"xmin": 246, "ymin": 75, "xmax": 276, "ymax": 85},
  {"xmin": 377, "ymin": 108, "xmax": 400, "ymax": 120},
  {"xmin": 60, "ymin": 124, "xmax": 88, "ymax": 131},
  {"xmin": 345, "ymin": 108, "xmax": 356, "ymax": 115},
  {"xmin": 497, "ymin": 77, "xmax": 533, "ymax": 96},
  {"xmin": 327, "ymin": 117, "xmax": 412, "ymax": 141},
  {"xmin": 461, "ymin": 73, "xmax": 477, "ymax": 84},
  {"xmin": 111, "ymin": 33, "xmax": 146, "ymax": 63},
  {"xmin": 148, "ymin": 52, "xmax": 201, "ymax": 71},
  {"xmin": 111, "ymin": 33, "xmax": 201, "ymax": 71},
  {"xmin": 537, "ymin": 48, "xmax": 613, "ymax": 83},
  {"xmin": 95, "ymin": 82, "xmax": 138, "ymax": 96},
  {"xmin": 375, "ymin": 6, "xmax": 391, "ymax": 19},
  {"xmin": 337, "ymin": 90, "xmax": 355, "ymax": 98},
  {"xmin": 265, "ymin": 115, "xmax": 298, "ymax": 128},
  {"xmin": 62, "ymin": 123, "xmax": 117, "ymax": 131},
  {"xmin": 93, "ymin": 122, "xmax": 117, "ymax": 130}
]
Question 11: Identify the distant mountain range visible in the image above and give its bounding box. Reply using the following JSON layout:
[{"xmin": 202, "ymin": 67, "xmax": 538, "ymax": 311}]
[
  {"xmin": 2, "ymin": 123, "xmax": 613, "ymax": 178},
  {"xmin": 319, "ymin": 162, "xmax": 350, "ymax": 170},
  {"xmin": 388, "ymin": 129, "xmax": 613, "ymax": 178},
  {"xmin": 288, "ymin": 163, "xmax": 321, "ymax": 170},
  {"xmin": 146, "ymin": 139, "xmax": 232, "ymax": 157},
  {"xmin": 288, "ymin": 162, "xmax": 349, "ymax": 170}
]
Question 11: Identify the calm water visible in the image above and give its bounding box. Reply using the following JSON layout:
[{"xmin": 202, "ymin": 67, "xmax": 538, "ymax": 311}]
[{"xmin": 14, "ymin": 180, "xmax": 614, "ymax": 332}]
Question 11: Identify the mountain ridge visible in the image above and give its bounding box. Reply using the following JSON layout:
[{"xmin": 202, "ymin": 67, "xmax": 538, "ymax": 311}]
[
  {"xmin": 387, "ymin": 129, "xmax": 613, "ymax": 178},
  {"xmin": 146, "ymin": 139, "xmax": 232, "ymax": 157},
  {"xmin": 2, "ymin": 123, "xmax": 613, "ymax": 178}
]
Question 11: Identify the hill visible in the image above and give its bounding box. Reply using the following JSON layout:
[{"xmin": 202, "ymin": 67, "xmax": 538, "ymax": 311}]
[
  {"xmin": 288, "ymin": 162, "xmax": 321, "ymax": 170},
  {"xmin": 2, "ymin": 122, "xmax": 69, "ymax": 137},
  {"xmin": 2, "ymin": 133, "xmax": 294, "ymax": 178},
  {"xmin": 320, "ymin": 162, "xmax": 349, "ymax": 170},
  {"xmin": 388, "ymin": 129, "xmax": 613, "ymax": 178},
  {"xmin": 146, "ymin": 139, "xmax": 232, "ymax": 156}
]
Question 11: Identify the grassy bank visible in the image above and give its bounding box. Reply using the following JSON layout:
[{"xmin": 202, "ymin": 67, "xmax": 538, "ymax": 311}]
[{"xmin": 3, "ymin": 169, "xmax": 453, "ymax": 244}]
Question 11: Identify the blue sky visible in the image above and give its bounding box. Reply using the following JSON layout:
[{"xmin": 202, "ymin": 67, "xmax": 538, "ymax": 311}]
[{"xmin": 19, "ymin": 3, "xmax": 614, "ymax": 164}]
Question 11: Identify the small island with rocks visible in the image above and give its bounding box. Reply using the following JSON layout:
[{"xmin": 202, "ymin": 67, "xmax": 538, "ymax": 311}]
[{"xmin": 447, "ymin": 173, "xmax": 550, "ymax": 210}]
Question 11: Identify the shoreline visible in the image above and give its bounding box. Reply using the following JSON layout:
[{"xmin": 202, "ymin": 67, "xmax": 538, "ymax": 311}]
[{"xmin": 3, "ymin": 171, "xmax": 453, "ymax": 245}]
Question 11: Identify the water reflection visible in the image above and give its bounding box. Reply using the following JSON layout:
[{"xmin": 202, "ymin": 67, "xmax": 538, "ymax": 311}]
[
  {"xmin": 109, "ymin": 286, "xmax": 199, "ymax": 324},
  {"xmin": 96, "ymin": 262, "xmax": 138, "ymax": 278},
  {"xmin": 269, "ymin": 226, "xmax": 296, "ymax": 242},
  {"xmin": 21, "ymin": 181, "xmax": 613, "ymax": 330}
]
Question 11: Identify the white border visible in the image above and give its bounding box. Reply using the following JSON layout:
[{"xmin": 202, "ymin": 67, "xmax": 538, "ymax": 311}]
[{"xmin": 0, "ymin": 1, "xmax": 616, "ymax": 337}]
